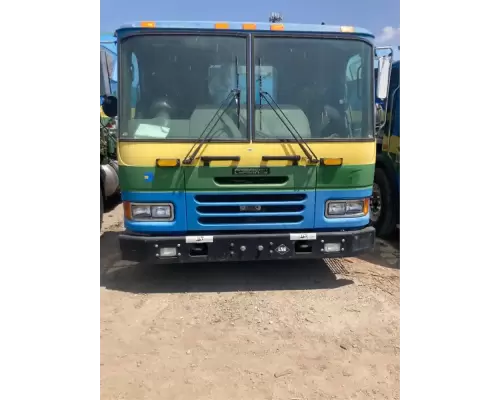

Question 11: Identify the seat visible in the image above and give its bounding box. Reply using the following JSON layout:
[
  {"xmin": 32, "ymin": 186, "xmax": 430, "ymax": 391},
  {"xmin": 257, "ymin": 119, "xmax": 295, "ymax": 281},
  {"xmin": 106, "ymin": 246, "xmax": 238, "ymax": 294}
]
[
  {"xmin": 189, "ymin": 106, "xmax": 246, "ymax": 139},
  {"xmin": 254, "ymin": 105, "xmax": 311, "ymax": 139}
]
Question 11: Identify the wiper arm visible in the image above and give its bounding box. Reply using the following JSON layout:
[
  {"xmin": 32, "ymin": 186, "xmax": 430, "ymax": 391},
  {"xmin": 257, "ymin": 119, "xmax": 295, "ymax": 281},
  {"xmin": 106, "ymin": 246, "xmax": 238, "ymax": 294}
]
[
  {"xmin": 183, "ymin": 88, "xmax": 240, "ymax": 165},
  {"xmin": 234, "ymin": 56, "xmax": 241, "ymax": 129},
  {"xmin": 259, "ymin": 90, "xmax": 319, "ymax": 164}
]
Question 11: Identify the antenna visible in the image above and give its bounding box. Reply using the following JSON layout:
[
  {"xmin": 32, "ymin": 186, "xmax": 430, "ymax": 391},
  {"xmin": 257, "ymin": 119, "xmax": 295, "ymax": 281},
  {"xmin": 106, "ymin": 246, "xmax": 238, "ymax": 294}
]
[{"xmin": 269, "ymin": 12, "xmax": 283, "ymax": 23}]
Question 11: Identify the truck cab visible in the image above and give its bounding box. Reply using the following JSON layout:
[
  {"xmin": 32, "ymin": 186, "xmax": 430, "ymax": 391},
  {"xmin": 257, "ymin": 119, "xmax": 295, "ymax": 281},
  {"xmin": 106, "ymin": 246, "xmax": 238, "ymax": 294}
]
[{"xmin": 101, "ymin": 20, "xmax": 392, "ymax": 261}]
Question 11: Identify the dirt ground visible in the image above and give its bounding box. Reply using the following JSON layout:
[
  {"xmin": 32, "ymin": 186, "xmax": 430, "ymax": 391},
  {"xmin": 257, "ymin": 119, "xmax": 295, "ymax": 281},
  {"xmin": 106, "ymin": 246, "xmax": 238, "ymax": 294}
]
[{"xmin": 101, "ymin": 203, "xmax": 400, "ymax": 400}]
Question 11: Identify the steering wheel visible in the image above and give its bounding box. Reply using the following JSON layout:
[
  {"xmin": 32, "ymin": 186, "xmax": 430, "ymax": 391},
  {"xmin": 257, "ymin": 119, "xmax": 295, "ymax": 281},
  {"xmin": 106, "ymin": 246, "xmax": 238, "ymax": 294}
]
[
  {"xmin": 211, "ymin": 103, "xmax": 247, "ymax": 139},
  {"xmin": 319, "ymin": 104, "xmax": 347, "ymax": 138},
  {"xmin": 150, "ymin": 96, "xmax": 176, "ymax": 119}
]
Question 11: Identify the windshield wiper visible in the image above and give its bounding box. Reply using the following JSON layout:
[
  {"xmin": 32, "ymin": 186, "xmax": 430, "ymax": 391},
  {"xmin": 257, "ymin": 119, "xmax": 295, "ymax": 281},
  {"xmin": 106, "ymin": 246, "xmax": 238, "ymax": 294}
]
[
  {"xmin": 183, "ymin": 88, "xmax": 240, "ymax": 165},
  {"xmin": 183, "ymin": 56, "xmax": 241, "ymax": 165},
  {"xmin": 234, "ymin": 56, "xmax": 241, "ymax": 129},
  {"xmin": 259, "ymin": 90, "xmax": 319, "ymax": 164}
]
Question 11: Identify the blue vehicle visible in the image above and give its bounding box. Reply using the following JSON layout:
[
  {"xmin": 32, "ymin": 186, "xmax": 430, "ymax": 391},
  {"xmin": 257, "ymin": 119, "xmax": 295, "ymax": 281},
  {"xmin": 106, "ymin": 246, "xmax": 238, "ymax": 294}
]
[{"xmin": 372, "ymin": 59, "xmax": 400, "ymax": 237}]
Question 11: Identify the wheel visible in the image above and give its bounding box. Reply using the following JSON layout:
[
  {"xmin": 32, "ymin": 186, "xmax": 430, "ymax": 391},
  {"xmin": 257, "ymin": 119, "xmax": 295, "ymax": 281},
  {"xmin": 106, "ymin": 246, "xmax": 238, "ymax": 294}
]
[
  {"xmin": 100, "ymin": 187, "xmax": 104, "ymax": 231},
  {"xmin": 370, "ymin": 167, "xmax": 397, "ymax": 238}
]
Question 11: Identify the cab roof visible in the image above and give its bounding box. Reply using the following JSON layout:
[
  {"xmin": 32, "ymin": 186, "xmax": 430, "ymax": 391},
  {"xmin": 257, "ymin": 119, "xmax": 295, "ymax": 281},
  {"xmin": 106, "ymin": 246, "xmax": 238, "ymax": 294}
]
[{"xmin": 115, "ymin": 20, "xmax": 374, "ymax": 39}]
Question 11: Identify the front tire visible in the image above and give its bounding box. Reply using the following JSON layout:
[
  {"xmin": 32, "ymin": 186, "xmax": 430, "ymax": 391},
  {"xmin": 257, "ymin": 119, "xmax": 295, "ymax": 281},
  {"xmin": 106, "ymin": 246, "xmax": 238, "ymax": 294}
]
[{"xmin": 371, "ymin": 167, "xmax": 397, "ymax": 238}]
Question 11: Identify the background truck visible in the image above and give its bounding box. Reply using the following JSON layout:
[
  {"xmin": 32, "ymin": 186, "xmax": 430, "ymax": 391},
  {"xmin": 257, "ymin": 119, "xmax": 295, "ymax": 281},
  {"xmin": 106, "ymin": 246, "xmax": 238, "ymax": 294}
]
[
  {"xmin": 100, "ymin": 39, "xmax": 119, "ymax": 229},
  {"xmin": 372, "ymin": 59, "xmax": 400, "ymax": 237}
]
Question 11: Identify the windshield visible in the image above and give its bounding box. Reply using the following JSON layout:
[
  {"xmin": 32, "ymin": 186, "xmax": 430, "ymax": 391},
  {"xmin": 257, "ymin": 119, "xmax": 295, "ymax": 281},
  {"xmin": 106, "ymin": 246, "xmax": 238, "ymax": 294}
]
[
  {"xmin": 253, "ymin": 37, "xmax": 374, "ymax": 140},
  {"xmin": 119, "ymin": 35, "xmax": 248, "ymax": 141}
]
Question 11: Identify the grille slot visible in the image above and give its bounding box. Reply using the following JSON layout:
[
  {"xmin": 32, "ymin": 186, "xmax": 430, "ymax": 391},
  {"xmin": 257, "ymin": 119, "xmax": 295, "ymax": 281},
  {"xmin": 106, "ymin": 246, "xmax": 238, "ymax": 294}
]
[
  {"xmin": 197, "ymin": 205, "xmax": 304, "ymax": 214},
  {"xmin": 213, "ymin": 176, "xmax": 288, "ymax": 185},
  {"xmin": 195, "ymin": 193, "xmax": 306, "ymax": 203},
  {"xmin": 199, "ymin": 216, "xmax": 304, "ymax": 224},
  {"xmin": 194, "ymin": 193, "xmax": 307, "ymax": 226}
]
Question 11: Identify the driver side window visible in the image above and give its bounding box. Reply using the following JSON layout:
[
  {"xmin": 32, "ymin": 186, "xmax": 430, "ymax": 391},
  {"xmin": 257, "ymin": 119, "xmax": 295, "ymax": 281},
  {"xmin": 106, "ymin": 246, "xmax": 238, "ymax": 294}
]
[
  {"xmin": 345, "ymin": 54, "xmax": 363, "ymax": 133},
  {"xmin": 130, "ymin": 53, "xmax": 139, "ymax": 118}
]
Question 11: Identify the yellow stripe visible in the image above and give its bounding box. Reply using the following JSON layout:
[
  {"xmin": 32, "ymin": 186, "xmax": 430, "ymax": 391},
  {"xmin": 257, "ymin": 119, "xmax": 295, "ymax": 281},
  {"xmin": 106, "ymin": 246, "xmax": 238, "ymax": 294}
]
[
  {"xmin": 389, "ymin": 135, "xmax": 400, "ymax": 154},
  {"xmin": 382, "ymin": 134, "xmax": 399, "ymax": 155},
  {"xmin": 118, "ymin": 141, "xmax": 375, "ymax": 167},
  {"xmin": 382, "ymin": 134, "xmax": 390, "ymax": 151}
]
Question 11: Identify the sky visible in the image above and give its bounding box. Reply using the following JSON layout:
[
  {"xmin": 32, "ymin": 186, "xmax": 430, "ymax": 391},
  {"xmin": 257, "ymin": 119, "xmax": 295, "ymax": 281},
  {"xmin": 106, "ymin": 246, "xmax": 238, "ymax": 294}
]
[{"xmin": 100, "ymin": 0, "xmax": 400, "ymax": 49}]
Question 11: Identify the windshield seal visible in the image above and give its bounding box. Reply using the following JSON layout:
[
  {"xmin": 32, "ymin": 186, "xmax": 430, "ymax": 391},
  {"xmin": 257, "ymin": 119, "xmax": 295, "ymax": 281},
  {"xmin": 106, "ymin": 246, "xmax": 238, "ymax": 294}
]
[
  {"xmin": 251, "ymin": 33, "xmax": 375, "ymax": 143},
  {"xmin": 118, "ymin": 32, "xmax": 251, "ymax": 143}
]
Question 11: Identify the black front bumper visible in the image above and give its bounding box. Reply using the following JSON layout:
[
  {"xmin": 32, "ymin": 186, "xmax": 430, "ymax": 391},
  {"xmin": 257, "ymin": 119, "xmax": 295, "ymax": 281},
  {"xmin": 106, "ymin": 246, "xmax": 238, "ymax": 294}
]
[{"xmin": 119, "ymin": 227, "xmax": 375, "ymax": 264}]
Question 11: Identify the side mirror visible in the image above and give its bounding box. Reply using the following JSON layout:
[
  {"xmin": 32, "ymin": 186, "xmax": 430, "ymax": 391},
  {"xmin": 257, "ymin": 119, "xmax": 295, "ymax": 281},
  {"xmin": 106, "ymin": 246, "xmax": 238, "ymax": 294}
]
[
  {"xmin": 101, "ymin": 95, "xmax": 118, "ymax": 118},
  {"xmin": 376, "ymin": 56, "xmax": 392, "ymax": 100}
]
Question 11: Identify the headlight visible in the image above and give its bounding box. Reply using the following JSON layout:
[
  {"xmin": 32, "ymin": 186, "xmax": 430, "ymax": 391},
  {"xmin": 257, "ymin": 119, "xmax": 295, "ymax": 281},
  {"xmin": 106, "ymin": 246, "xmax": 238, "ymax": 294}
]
[
  {"xmin": 152, "ymin": 205, "xmax": 172, "ymax": 219},
  {"xmin": 130, "ymin": 203, "xmax": 174, "ymax": 221},
  {"xmin": 327, "ymin": 202, "xmax": 346, "ymax": 215},
  {"xmin": 325, "ymin": 199, "xmax": 369, "ymax": 218},
  {"xmin": 131, "ymin": 205, "xmax": 151, "ymax": 219}
]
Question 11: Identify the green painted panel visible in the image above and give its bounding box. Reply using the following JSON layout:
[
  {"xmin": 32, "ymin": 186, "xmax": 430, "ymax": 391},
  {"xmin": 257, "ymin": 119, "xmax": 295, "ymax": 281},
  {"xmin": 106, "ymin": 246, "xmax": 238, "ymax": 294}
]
[
  {"xmin": 119, "ymin": 164, "xmax": 375, "ymax": 192},
  {"xmin": 183, "ymin": 166, "xmax": 317, "ymax": 191},
  {"xmin": 316, "ymin": 164, "xmax": 375, "ymax": 189},
  {"xmin": 119, "ymin": 166, "xmax": 184, "ymax": 191}
]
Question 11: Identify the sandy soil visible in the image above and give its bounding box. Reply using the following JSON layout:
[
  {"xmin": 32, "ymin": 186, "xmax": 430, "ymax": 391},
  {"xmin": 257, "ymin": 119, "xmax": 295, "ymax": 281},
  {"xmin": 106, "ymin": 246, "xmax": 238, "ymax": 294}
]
[{"xmin": 101, "ymin": 203, "xmax": 400, "ymax": 400}]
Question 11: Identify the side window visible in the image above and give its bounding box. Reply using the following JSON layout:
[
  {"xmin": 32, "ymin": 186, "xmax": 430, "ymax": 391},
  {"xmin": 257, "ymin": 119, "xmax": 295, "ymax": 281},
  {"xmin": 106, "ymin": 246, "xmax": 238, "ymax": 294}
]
[
  {"xmin": 110, "ymin": 57, "xmax": 117, "ymax": 96},
  {"xmin": 346, "ymin": 54, "xmax": 362, "ymax": 82},
  {"xmin": 100, "ymin": 50, "xmax": 107, "ymax": 96},
  {"xmin": 100, "ymin": 47, "xmax": 117, "ymax": 96},
  {"xmin": 345, "ymin": 54, "xmax": 363, "ymax": 130},
  {"xmin": 130, "ymin": 53, "xmax": 139, "ymax": 117}
]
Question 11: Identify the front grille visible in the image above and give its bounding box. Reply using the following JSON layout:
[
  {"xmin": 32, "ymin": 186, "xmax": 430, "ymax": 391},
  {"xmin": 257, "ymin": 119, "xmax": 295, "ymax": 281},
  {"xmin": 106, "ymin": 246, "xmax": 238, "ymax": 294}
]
[
  {"xmin": 199, "ymin": 215, "xmax": 303, "ymax": 224},
  {"xmin": 195, "ymin": 193, "xmax": 306, "ymax": 203},
  {"xmin": 197, "ymin": 205, "xmax": 304, "ymax": 213},
  {"xmin": 194, "ymin": 193, "xmax": 307, "ymax": 226}
]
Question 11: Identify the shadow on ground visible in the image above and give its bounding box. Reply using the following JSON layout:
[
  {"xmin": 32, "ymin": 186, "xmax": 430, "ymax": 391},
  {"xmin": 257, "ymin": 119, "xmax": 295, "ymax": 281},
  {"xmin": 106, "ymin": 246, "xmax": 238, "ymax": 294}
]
[
  {"xmin": 100, "ymin": 232, "xmax": 353, "ymax": 294},
  {"xmin": 359, "ymin": 231, "xmax": 400, "ymax": 269},
  {"xmin": 103, "ymin": 192, "xmax": 122, "ymax": 213}
]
